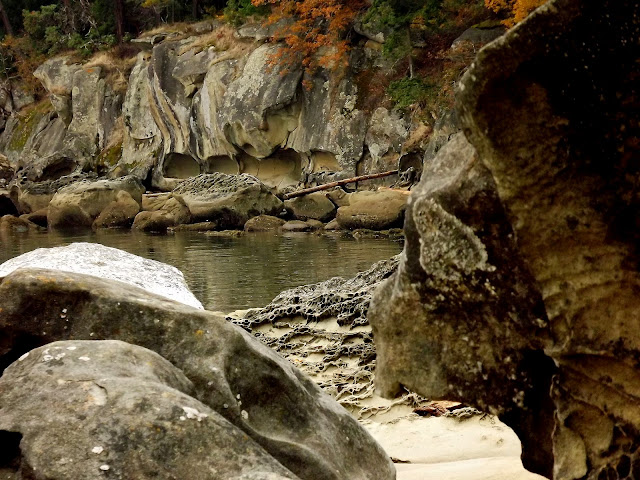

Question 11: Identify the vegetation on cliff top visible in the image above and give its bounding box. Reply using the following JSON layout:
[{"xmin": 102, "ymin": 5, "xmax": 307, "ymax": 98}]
[{"xmin": 0, "ymin": 0, "xmax": 547, "ymax": 115}]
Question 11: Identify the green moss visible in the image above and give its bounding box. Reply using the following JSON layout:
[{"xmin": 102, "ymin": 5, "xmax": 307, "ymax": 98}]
[
  {"xmin": 7, "ymin": 100, "xmax": 52, "ymax": 152},
  {"xmin": 387, "ymin": 77, "xmax": 435, "ymax": 110},
  {"xmin": 97, "ymin": 142, "xmax": 124, "ymax": 168}
]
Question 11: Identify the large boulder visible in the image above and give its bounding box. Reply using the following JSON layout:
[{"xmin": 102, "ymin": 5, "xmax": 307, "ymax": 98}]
[
  {"xmin": 336, "ymin": 189, "xmax": 408, "ymax": 230},
  {"xmin": 457, "ymin": 0, "xmax": 640, "ymax": 478},
  {"xmin": 0, "ymin": 340, "xmax": 299, "ymax": 480},
  {"xmin": 0, "ymin": 242, "xmax": 202, "ymax": 309},
  {"xmin": 0, "ymin": 267, "xmax": 395, "ymax": 480},
  {"xmin": 372, "ymin": 0, "xmax": 640, "ymax": 479},
  {"xmin": 173, "ymin": 173, "xmax": 283, "ymax": 228},
  {"xmin": 368, "ymin": 133, "xmax": 553, "ymax": 476},
  {"xmin": 48, "ymin": 176, "xmax": 144, "ymax": 229}
]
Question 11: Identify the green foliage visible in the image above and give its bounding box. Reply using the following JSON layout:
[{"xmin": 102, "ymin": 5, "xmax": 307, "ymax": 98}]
[
  {"xmin": 223, "ymin": 0, "xmax": 268, "ymax": 26},
  {"xmin": 387, "ymin": 77, "xmax": 434, "ymax": 109}
]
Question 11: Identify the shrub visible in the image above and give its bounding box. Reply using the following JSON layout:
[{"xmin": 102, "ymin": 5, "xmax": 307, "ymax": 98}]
[{"xmin": 387, "ymin": 77, "xmax": 435, "ymax": 109}]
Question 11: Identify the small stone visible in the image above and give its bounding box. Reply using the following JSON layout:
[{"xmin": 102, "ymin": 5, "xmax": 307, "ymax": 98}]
[
  {"xmin": 18, "ymin": 352, "xmax": 29, "ymax": 361},
  {"xmin": 78, "ymin": 356, "xmax": 90, "ymax": 361},
  {"xmin": 241, "ymin": 410, "xmax": 249, "ymax": 420},
  {"xmin": 91, "ymin": 446, "xmax": 104, "ymax": 454},
  {"xmin": 99, "ymin": 465, "xmax": 110, "ymax": 471}
]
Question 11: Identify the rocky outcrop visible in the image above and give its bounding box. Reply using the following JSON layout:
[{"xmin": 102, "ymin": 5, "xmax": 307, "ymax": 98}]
[
  {"xmin": 47, "ymin": 176, "xmax": 143, "ymax": 229},
  {"xmin": 0, "ymin": 340, "xmax": 300, "ymax": 480},
  {"xmin": 233, "ymin": 257, "xmax": 424, "ymax": 417},
  {"xmin": 0, "ymin": 242, "xmax": 203, "ymax": 309},
  {"xmin": 173, "ymin": 173, "xmax": 283, "ymax": 228},
  {"xmin": 371, "ymin": 0, "xmax": 640, "ymax": 479},
  {"xmin": 336, "ymin": 189, "xmax": 408, "ymax": 230},
  {"xmin": 368, "ymin": 133, "xmax": 554, "ymax": 476},
  {"xmin": 0, "ymin": 267, "xmax": 395, "ymax": 480}
]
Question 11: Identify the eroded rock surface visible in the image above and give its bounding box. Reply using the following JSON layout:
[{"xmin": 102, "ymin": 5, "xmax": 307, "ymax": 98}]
[
  {"xmin": 336, "ymin": 189, "xmax": 408, "ymax": 230},
  {"xmin": 372, "ymin": 0, "xmax": 640, "ymax": 479},
  {"xmin": 0, "ymin": 340, "xmax": 300, "ymax": 480},
  {"xmin": 0, "ymin": 268, "xmax": 395, "ymax": 480},
  {"xmin": 173, "ymin": 173, "xmax": 283, "ymax": 228},
  {"xmin": 47, "ymin": 176, "xmax": 143, "ymax": 229},
  {"xmin": 368, "ymin": 133, "xmax": 554, "ymax": 477}
]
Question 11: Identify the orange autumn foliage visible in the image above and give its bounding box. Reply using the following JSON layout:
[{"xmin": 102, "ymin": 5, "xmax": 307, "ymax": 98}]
[
  {"xmin": 485, "ymin": 0, "xmax": 547, "ymax": 26},
  {"xmin": 252, "ymin": 0, "xmax": 366, "ymax": 76}
]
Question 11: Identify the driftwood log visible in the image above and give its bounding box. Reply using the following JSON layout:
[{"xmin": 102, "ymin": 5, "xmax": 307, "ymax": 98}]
[{"xmin": 283, "ymin": 170, "xmax": 398, "ymax": 200}]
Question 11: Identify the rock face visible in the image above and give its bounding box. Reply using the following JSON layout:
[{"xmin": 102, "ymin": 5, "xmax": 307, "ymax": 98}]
[
  {"xmin": 0, "ymin": 267, "xmax": 395, "ymax": 480},
  {"xmin": 0, "ymin": 27, "xmax": 382, "ymax": 195},
  {"xmin": 173, "ymin": 173, "xmax": 283, "ymax": 228},
  {"xmin": 371, "ymin": 1, "xmax": 640, "ymax": 479},
  {"xmin": 336, "ymin": 189, "xmax": 408, "ymax": 230},
  {"xmin": 47, "ymin": 176, "xmax": 143, "ymax": 229},
  {"xmin": 368, "ymin": 133, "xmax": 554, "ymax": 476},
  {"xmin": 0, "ymin": 340, "xmax": 300, "ymax": 480},
  {"xmin": 133, "ymin": 193, "xmax": 191, "ymax": 231},
  {"xmin": 0, "ymin": 242, "xmax": 203, "ymax": 309}
]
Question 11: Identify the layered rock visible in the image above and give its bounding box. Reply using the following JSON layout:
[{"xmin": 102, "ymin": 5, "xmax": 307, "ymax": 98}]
[
  {"xmin": 0, "ymin": 340, "xmax": 300, "ymax": 480},
  {"xmin": 0, "ymin": 267, "xmax": 395, "ymax": 480},
  {"xmin": 368, "ymin": 133, "xmax": 554, "ymax": 476},
  {"xmin": 371, "ymin": 0, "xmax": 640, "ymax": 479}
]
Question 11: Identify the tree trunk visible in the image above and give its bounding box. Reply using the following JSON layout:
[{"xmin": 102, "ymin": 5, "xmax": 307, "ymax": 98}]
[
  {"xmin": 407, "ymin": 25, "xmax": 414, "ymax": 78},
  {"xmin": 0, "ymin": 0, "xmax": 13, "ymax": 36},
  {"xmin": 192, "ymin": 0, "xmax": 199, "ymax": 19},
  {"xmin": 114, "ymin": 0, "xmax": 125, "ymax": 44}
]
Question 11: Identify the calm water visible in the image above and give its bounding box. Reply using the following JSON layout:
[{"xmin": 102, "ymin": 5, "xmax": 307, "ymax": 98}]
[{"xmin": 0, "ymin": 230, "xmax": 402, "ymax": 312}]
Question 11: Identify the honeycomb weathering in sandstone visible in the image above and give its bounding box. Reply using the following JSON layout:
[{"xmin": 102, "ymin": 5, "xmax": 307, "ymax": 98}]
[{"xmin": 173, "ymin": 172, "xmax": 265, "ymax": 196}]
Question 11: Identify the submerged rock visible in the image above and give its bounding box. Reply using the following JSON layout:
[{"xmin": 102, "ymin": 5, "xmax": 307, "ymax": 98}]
[
  {"xmin": 173, "ymin": 173, "xmax": 283, "ymax": 228},
  {"xmin": 0, "ymin": 268, "xmax": 395, "ymax": 480},
  {"xmin": 0, "ymin": 242, "xmax": 202, "ymax": 309},
  {"xmin": 0, "ymin": 340, "xmax": 300, "ymax": 480}
]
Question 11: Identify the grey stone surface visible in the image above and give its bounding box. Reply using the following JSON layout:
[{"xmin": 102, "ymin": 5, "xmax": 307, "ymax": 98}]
[
  {"xmin": 0, "ymin": 340, "xmax": 300, "ymax": 480},
  {"xmin": 0, "ymin": 268, "xmax": 395, "ymax": 480}
]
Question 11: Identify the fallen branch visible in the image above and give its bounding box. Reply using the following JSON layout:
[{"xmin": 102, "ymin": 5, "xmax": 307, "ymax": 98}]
[{"xmin": 283, "ymin": 170, "xmax": 399, "ymax": 200}]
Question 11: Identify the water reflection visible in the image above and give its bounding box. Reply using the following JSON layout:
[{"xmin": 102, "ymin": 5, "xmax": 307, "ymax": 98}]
[{"xmin": 0, "ymin": 229, "xmax": 403, "ymax": 312}]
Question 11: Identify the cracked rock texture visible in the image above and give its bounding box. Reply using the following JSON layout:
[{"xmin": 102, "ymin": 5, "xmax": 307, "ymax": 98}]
[
  {"xmin": 232, "ymin": 257, "xmax": 431, "ymax": 418},
  {"xmin": 371, "ymin": 0, "xmax": 640, "ymax": 479},
  {"xmin": 0, "ymin": 340, "xmax": 300, "ymax": 480},
  {"xmin": 0, "ymin": 267, "xmax": 395, "ymax": 480}
]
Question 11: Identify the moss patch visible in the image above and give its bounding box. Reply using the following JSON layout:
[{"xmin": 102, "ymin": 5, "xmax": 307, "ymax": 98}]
[{"xmin": 7, "ymin": 100, "xmax": 53, "ymax": 152}]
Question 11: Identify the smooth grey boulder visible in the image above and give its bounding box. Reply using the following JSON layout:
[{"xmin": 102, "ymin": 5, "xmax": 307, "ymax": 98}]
[
  {"xmin": 47, "ymin": 176, "xmax": 144, "ymax": 229},
  {"xmin": 0, "ymin": 340, "xmax": 300, "ymax": 480},
  {"xmin": 0, "ymin": 242, "xmax": 202, "ymax": 309},
  {"xmin": 174, "ymin": 173, "xmax": 283, "ymax": 228},
  {"xmin": 0, "ymin": 268, "xmax": 395, "ymax": 480},
  {"xmin": 336, "ymin": 189, "xmax": 408, "ymax": 230}
]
